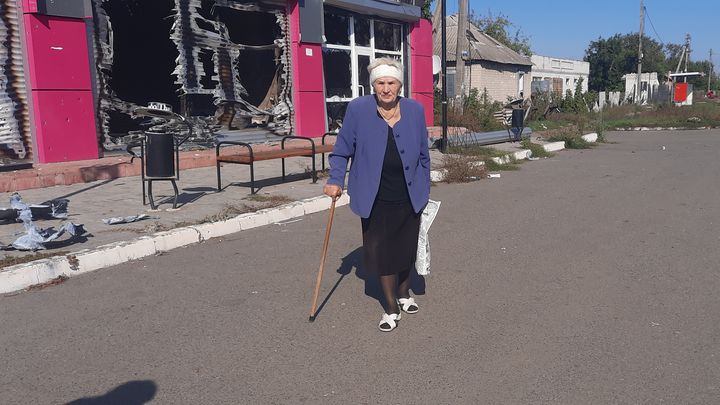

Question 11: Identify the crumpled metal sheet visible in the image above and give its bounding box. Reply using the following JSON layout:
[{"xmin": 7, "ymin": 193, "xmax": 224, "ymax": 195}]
[
  {"xmin": 3, "ymin": 221, "xmax": 87, "ymax": 251},
  {"xmin": 0, "ymin": 1, "xmax": 30, "ymax": 159},
  {"xmin": 1, "ymin": 193, "xmax": 87, "ymax": 251},
  {"xmin": 102, "ymin": 214, "xmax": 153, "ymax": 225},
  {"xmin": 0, "ymin": 193, "xmax": 69, "ymax": 223}
]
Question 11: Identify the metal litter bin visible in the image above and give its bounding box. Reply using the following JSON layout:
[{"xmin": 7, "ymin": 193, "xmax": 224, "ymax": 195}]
[
  {"xmin": 510, "ymin": 108, "xmax": 525, "ymax": 142},
  {"xmin": 128, "ymin": 102, "xmax": 192, "ymax": 209}
]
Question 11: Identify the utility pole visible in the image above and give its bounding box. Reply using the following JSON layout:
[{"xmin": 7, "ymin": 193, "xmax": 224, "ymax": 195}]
[
  {"xmin": 454, "ymin": 0, "xmax": 468, "ymax": 112},
  {"xmin": 684, "ymin": 34, "xmax": 691, "ymax": 73},
  {"xmin": 709, "ymin": 49, "xmax": 714, "ymax": 92},
  {"xmin": 441, "ymin": 0, "xmax": 448, "ymax": 152},
  {"xmin": 635, "ymin": 0, "xmax": 644, "ymax": 104}
]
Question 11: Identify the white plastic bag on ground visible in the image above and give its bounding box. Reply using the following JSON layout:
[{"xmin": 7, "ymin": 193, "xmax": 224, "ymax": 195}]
[{"xmin": 415, "ymin": 199, "xmax": 441, "ymax": 276}]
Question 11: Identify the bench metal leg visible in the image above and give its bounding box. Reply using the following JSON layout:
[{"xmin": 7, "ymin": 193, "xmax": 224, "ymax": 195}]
[
  {"xmin": 216, "ymin": 161, "xmax": 222, "ymax": 192},
  {"xmin": 148, "ymin": 180, "xmax": 157, "ymax": 210},
  {"xmin": 282, "ymin": 157, "xmax": 286, "ymax": 182},
  {"xmin": 171, "ymin": 180, "xmax": 179, "ymax": 209},
  {"xmin": 250, "ymin": 162, "xmax": 256, "ymax": 194},
  {"xmin": 311, "ymin": 155, "xmax": 318, "ymax": 183}
]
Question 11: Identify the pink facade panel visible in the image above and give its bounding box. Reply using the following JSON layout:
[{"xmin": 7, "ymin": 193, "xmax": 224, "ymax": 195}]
[
  {"xmin": 294, "ymin": 44, "xmax": 324, "ymax": 92},
  {"xmin": 289, "ymin": 0, "xmax": 326, "ymax": 137},
  {"xmin": 412, "ymin": 92, "xmax": 434, "ymax": 126},
  {"xmin": 411, "ymin": 55, "xmax": 434, "ymax": 94},
  {"xmin": 293, "ymin": 91, "xmax": 327, "ymax": 137},
  {"xmin": 410, "ymin": 19, "xmax": 433, "ymax": 57},
  {"xmin": 33, "ymin": 91, "xmax": 98, "ymax": 163},
  {"xmin": 24, "ymin": 14, "xmax": 91, "ymax": 90},
  {"xmin": 410, "ymin": 19, "xmax": 434, "ymax": 126},
  {"xmin": 22, "ymin": 0, "xmax": 39, "ymax": 13}
]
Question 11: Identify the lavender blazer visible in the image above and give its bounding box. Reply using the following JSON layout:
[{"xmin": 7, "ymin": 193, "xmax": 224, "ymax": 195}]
[{"xmin": 327, "ymin": 95, "xmax": 431, "ymax": 218}]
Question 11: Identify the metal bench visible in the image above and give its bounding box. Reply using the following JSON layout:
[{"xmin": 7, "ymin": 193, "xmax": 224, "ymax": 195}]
[{"xmin": 215, "ymin": 133, "xmax": 336, "ymax": 194}]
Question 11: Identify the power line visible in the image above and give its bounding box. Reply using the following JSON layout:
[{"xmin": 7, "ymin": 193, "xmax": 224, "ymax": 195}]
[{"xmin": 643, "ymin": 5, "xmax": 664, "ymax": 46}]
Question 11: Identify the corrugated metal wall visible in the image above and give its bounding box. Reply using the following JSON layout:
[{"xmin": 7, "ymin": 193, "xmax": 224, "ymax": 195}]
[{"xmin": 0, "ymin": 0, "xmax": 30, "ymax": 160}]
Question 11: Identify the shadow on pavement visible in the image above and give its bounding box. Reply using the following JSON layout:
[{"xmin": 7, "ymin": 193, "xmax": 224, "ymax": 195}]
[
  {"xmin": 65, "ymin": 380, "xmax": 157, "ymax": 405},
  {"xmin": 313, "ymin": 246, "xmax": 428, "ymax": 317},
  {"xmin": 220, "ymin": 172, "xmax": 316, "ymax": 193}
]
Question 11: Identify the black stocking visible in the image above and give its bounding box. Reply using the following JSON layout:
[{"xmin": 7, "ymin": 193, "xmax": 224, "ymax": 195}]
[
  {"xmin": 398, "ymin": 269, "xmax": 411, "ymax": 299},
  {"xmin": 379, "ymin": 274, "xmax": 399, "ymax": 314}
]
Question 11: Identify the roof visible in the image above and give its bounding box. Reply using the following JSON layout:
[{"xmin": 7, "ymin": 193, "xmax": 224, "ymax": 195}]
[{"xmin": 433, "ymin": 15, "xmax": 532, "ymax": 67}]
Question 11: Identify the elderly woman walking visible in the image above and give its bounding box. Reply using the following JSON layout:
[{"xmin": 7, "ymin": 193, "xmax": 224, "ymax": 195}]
[{"xmin": 324, "ymin": 58, "xmax": 431, "ymax": 332}]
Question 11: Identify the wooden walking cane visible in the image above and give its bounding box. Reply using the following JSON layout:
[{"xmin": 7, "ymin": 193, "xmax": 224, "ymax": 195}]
[{"xmin": 308, "ymin": 196, "xmax": 338, "ymax": 322}]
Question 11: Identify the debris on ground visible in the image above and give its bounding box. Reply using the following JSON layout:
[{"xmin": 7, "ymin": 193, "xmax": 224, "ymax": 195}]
[
  {"xmin": 1, "ymin": 197, "xmax": 88, "ymax": 251},
  {"xmin": 0, "ymin": 193, "xmax": 69, "ymax": 224},
  {"xmin": 488, "ymin": 173, "xmax": 502, "ymax": 179},
  {"xmin": 26, "ymin": 275, "xmax": 69, "ymax": 291},
  {"xmin": 102, "ymin": 214, "xmax": 154, "ymax": 225},
  {"xmin": 2, "ymin": 222, "xmax": 89, "ymax": 251}
]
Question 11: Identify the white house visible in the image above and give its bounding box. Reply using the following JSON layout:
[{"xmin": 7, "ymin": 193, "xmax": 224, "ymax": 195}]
[
  {"xmin": 434, "ymin": 15, "xmax": 533, "ymax": 103},
  {"xmin": 622, "ymin": 72, "xmax": 661, "ymax": 104},
  {"xmin": 530, "ymin": 55, "xmax": 589, "ymax": 96}
]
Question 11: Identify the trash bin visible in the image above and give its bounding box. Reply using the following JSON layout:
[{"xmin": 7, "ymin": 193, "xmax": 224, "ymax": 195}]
[
  {"xmin": 510, "ymin": 109, "xmax": 525, "ymax": 141},
  {"xmin": 129, "ymin": 102, "xmax": 193, "ymax": 210},
  {"xmin": 145, "ymin": 130, "xmax": 176, "ymax": 179}
]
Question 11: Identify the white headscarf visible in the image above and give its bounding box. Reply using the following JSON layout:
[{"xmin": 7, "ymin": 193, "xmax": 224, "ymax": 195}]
[{"xmin": 369, "ymin": 64, "xmax": 403, "ymax": 86}]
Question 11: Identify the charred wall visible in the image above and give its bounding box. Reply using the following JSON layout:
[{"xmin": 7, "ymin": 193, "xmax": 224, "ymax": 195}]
[
  {"xmin": 91, "ymin": 0, "xmax": 293, "ymax": 148},
  {"xmin": 0, "ymin": 1, "xmax": 30, "ymax": 163}
]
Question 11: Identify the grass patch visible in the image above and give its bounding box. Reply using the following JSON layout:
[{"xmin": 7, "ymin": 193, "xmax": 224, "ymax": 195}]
[
  {"xmin": 447, "ymin": 145, "xmax": 506, "ymax": 159},
  {"xmin": 485, "ymin": 159, "xmax": 521, "ymax": 171},
  {"xmin": 520, "ymin": 139, "xmax": 553, "ymax": 158},
  {"xmin": 547, "ymin": 133, "xmax": 593, "ymax": 149},
  {"xmin": 243, "ymin": 194, "xmax": 294, "ymax": 205},
  {"xmin": 0, "ymin": 251, "xmax": 70, "ymax": 268},
  {"xmin": 440, "ymin": 154, "xmax": 487, "ymax": 183}
]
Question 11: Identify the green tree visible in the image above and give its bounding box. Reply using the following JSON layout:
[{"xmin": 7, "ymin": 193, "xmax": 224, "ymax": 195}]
[
  {"xmin": 584, "ymin": 33, "xmax": 667, "ymax": 92},
  {"xmin": 468, "ymin": 11, "xmax": 531, "ymax": 56}
]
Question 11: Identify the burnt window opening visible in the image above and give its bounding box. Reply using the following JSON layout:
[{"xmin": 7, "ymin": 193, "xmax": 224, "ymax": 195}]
[
  {"xmin": 98, "ymin": 0, "xmax": 179, "ymax": 137},
  {"xmin": 93, "ymin": 0, "xmax": 293, "ymax": 147},
  {"xmin": 323, "ymin": 49, "xmax": 352, "ymax": 99}
]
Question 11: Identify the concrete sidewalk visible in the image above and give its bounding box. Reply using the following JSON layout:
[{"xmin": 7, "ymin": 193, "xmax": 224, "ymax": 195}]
[{"xmin": 0, "ymin": 133, "xmax": 597, "ymax": 294}]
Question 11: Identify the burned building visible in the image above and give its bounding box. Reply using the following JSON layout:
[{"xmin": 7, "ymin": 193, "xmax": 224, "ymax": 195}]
[{"xmin": 1, "ymin": 0, "xmax": 432, "ymax": 165}]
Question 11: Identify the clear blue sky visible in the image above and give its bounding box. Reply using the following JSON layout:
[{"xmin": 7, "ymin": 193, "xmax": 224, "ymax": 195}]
[{"xmin": 443, "ymin": 0, "xmax": 717, "ymax": 65}]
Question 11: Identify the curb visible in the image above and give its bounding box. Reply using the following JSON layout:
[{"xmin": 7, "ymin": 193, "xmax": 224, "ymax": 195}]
[
  {"xmin": 0, "ymin": 194, "xmax": 350, "ymax": 294},
  {"xmin": 428, "ymin": 133, "xmax": 598, "ymax": 182},
  {"xmin": 614, "ymin": 126, "xmax": 715, "ymax": 131}
]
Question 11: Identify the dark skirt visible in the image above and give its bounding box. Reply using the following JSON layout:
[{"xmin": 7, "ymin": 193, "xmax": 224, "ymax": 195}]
[{"xmin": 361, "ymin": 199, "xmax": 421, "ymax": 276}]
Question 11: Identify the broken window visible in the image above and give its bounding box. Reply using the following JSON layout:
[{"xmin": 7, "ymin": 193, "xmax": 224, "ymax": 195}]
[
  {"xmin": 91, "ymin": 0, "xmax": 293, "ymax": 150},
  {"xmin": 323, "ymin": 49, "xmax": 352, "ymax": 99},
  {"xmin": 322, "ymin": 8, "xmax": 408, "ymax": 130},
  {"xmin": 354, "ymin": 16, "xmax": 370, "ymax": 47},
  {"xmin": 324, "ymin": 12, "xmax": 349, "ymax": 46},
  {"xmin": 374, "ymin": 21, "xmax": 401, "ymax": 52}
]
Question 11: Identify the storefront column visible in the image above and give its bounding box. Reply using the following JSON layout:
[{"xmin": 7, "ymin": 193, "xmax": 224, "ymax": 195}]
[
  {"xmin": 22, "ymin": 1, "xmax": 98, "ymax": 163},
  {"xmin": 410, "ymin": 18, "xmax": 433, "ymax": 126},
  {"xmin": 288, "ymin": 0, "xmax": 327, "ymax": 138}
]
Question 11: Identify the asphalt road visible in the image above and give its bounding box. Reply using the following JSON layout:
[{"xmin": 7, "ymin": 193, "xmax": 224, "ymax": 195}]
[{"xmin": 2, "ymin": 130, "xmax": 720, "ymax": 404}]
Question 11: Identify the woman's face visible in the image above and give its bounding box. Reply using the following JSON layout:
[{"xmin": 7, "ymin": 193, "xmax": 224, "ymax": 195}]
[{"xmin": 373, "ymin": 77, "xmax": 402, "ymax": 104}]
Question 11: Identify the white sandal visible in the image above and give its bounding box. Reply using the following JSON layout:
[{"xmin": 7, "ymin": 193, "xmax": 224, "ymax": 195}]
[
  {"xmin": 378, "ymin": 312, "xmax": 401, "ymax": 332},
  {"xmin": 397, "ymin": 297, "xmax": 419, "ymax": 314}
]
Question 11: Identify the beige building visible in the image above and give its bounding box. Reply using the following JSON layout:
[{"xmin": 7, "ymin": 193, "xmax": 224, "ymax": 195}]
[
  {"xmin": 433, "ymin": 15, "xmax": 532, "ymax": 103},
  {"xmin": 530, "ymin": 55, "xmax": 589, "ymax": 96}
]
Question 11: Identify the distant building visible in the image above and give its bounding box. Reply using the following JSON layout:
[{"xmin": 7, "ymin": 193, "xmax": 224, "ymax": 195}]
[
  {"xmin": 530, "ymin": 55, "xmax": 589, "ymax": 96},
  {"xmin": 434, "ymin": 15, "xmax": 532, "ymax": 103},
  {"xmin": 622, "ymin": 72, "xmax": 661, "ymax": 104}
]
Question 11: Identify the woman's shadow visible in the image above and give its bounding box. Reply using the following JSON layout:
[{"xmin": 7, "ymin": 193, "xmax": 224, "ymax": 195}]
[{"xmin": 313, "ymin": 247, "xmax": 426, "ymax": 318}]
